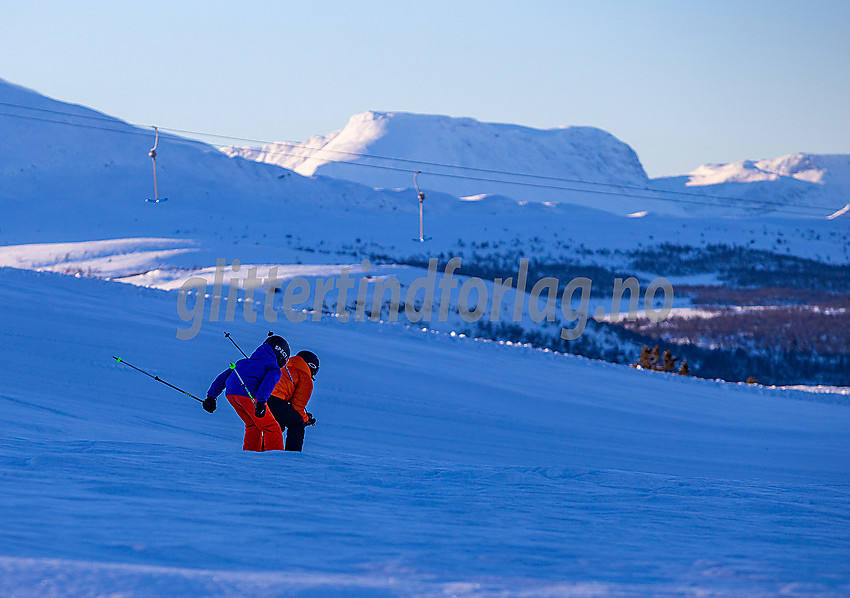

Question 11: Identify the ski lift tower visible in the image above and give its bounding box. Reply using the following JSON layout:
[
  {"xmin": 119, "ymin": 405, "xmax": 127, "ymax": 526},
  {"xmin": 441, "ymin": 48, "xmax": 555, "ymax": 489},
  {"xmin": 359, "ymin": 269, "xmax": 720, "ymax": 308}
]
[
  {"xmin": 413, "ymin": 171, "xmax": 431, "ymax": 242},
  {"xmin": 146, "ymin": 127, "xmax": 168, "ymax": 203}
]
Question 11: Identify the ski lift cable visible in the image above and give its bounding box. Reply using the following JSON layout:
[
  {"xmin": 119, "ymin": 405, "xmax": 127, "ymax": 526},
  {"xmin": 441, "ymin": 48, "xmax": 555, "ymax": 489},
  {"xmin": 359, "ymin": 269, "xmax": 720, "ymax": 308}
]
[
  {"xmin": 0, "ymin": 100, "xmax": 140, "ymax": 124},
  {"xmin": 210, "ymin": 140, "xmax": 836, "ymax": 212},
  {"xmin": 0, "ymin": 105, "xmax": 840, "ymax": 217},
  {"xmin": 0, "ymin": 102, "xmax": 836, "ymax": 214},
  {"xmin": 268, "ymin": 156, "xmax": 833, "ymax": 216},
  {"xmin": 0, "ymin": 108, "xmax": 154, "ymax": 137},
  {"xmin": 0, "ymin": 107, "xmax": 830, "ymax": 217},
  {"xmin": 0, "ymin": 100, "xmax": 836, "ymax": 212}
]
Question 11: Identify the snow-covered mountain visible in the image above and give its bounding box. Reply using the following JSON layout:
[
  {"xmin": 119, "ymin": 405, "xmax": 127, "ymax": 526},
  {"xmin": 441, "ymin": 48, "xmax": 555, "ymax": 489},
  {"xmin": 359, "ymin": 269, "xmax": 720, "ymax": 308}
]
[
  {"xmin": 225, "ymin": 110, "xmax": 650, "ymax": 184},
  {"xmin": 225, "ymin": 112, "xmax": 850, "ymax": 217},
  {"xmin": 4, "ymin": 73, "xmax": 846, "ymax": 227},
  {"xmin": 223, "ymin": 110, "xmax": 654, "ymax": 209},
  {"xmin": 687, "ymin": 153, "xmax": 850, "ymax": 186},
  {"xmin": 7, "ymin": 75, "xmax": 849, "ymax": 263},
  {"xmin": 652, "ymin": 153, "xmax": 850, "ymax": 217}
]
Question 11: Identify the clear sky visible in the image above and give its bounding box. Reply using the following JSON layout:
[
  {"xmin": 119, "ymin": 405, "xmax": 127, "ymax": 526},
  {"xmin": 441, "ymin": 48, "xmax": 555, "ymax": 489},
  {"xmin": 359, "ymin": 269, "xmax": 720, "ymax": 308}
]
[{"xmin": 1, "ymin": 0, "xmax": 848, "ymax": 177}]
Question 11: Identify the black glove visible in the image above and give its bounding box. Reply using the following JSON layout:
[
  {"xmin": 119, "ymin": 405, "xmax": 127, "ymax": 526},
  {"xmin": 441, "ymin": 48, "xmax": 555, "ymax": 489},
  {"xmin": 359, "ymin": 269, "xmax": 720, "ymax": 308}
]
[
  {"xmin": 255, "ymin": 402, "xmax": 267, "ymax": 418},
  {"xmin": 203, "ymin": 396, "xmax": 217, "ymax": 413},
  {"xmin": 306, "ymin": 414, "xmax": 316, "ymax": 426}
]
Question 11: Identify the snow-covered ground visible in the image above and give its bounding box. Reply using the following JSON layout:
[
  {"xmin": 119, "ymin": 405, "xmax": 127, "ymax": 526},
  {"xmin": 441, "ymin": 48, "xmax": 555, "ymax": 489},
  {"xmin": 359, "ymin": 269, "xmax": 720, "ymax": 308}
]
[
  {"xmin": 1, "ymin": 266, "xmax": 849, "ymax": 596},
  {"xmin": 2, "ymin": 76, "xmax": 850, "ymax": 596}
]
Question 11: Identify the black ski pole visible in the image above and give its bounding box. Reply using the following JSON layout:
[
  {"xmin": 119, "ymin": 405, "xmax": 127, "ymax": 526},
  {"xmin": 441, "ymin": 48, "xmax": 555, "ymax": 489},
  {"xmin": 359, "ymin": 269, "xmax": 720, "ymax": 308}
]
[
  {"xmin": 222, "ymin": 333, "xmax": 252, "ymax": 399},
  {"xmin": 223, "ymin": 331, "xmax": 248, "ymax": 359},
  {"xmin": 113, "ymin": 356, "xmax": 203, "ymax": 403}
]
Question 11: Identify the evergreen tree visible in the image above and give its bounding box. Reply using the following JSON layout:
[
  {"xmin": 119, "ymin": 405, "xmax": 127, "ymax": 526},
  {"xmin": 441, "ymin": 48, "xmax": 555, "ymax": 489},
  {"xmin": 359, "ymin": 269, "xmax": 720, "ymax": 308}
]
[
  {"xmin": 636, "ymin": 346, "xmax": 657, "ymax": 369},
  {"xmin": 661, "ymin": 349, "xmax": 679, "ymax": 372},
  {"xmin": 635, "ymin": 346, "xmax": 691, "ymax": 377}
]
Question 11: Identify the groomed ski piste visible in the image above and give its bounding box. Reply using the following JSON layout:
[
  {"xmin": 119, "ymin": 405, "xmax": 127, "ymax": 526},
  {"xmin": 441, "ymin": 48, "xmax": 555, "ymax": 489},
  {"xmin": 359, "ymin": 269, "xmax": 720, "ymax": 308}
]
[
  {"xmin": 1, "ymin": 76, "xmax": 850, "ymax": 596},
  {"xmin": 1, "ymin": 263, "xmax": 849, "ymax": 597}
]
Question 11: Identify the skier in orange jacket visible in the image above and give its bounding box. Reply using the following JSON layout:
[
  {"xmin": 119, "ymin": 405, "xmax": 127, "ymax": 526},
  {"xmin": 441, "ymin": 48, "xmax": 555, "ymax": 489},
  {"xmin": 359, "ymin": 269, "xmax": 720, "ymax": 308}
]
[{"xmin": 267, "ymin": 350, "xmax": 319, "ymax": 451}]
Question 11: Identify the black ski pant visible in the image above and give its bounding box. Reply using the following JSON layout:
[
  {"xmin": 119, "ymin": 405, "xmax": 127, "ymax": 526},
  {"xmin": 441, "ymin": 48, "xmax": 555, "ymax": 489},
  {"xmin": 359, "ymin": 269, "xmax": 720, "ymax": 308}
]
[{"xmin": 268, "ymin": 396, "xmax": 306, "ymax": 451}]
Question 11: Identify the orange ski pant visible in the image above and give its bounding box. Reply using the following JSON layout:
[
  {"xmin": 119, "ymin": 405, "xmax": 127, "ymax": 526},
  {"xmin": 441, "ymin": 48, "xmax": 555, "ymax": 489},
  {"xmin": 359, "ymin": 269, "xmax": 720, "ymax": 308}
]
[{"xmin": 226, "ymin": 394, "xmax": 284, "ymax": 451}]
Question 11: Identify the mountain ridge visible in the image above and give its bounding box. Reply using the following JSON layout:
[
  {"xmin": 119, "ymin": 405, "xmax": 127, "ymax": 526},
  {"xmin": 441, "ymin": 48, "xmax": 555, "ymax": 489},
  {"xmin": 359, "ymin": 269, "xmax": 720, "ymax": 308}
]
[
  {"xmin": 225, "ymin": 110, "xmax": 849, "ymax": 216},
  {"xmin": 1, "ymin": 75, "xmax": 847, "ymax": 222}
]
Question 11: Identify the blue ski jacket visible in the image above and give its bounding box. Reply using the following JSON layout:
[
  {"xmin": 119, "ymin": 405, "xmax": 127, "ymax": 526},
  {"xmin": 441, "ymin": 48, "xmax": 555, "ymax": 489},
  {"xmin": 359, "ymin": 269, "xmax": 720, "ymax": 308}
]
[{"xmin": 207, "ymin": 344, "xmax": 281, "ymax": 404}]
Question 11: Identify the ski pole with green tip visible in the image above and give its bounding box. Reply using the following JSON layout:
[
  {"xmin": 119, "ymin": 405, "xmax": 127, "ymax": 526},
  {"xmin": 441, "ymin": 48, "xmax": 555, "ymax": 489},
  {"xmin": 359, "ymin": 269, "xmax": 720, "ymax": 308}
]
[
  {"xmin": 228, "ymin": 362, "xmax": 256, "ymax": 404},
  {"xmin": 112, "ymin": 356, "xmax": 203, "ymax": 403}
]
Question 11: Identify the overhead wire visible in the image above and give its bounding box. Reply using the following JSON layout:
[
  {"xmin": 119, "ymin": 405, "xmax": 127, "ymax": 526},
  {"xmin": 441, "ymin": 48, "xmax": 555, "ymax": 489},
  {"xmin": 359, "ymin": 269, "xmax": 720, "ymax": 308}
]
[
  {"xmin": 215, "ymin": 150, "xmax": 809, "ymax": 213},
  {"xmin": 0, "ymin": 101, "xmax": 841, "ymax": 217},
  {"xmin": 0, "ymin": 108, "xmax": 152, "ymax": 137},
  {"xmin": 211, "ymin": 141, "xmax": 833, "ymax": 215},
  {"xmin": 211, "ymin": 133, "xmax": 830, "ymax": 211}
]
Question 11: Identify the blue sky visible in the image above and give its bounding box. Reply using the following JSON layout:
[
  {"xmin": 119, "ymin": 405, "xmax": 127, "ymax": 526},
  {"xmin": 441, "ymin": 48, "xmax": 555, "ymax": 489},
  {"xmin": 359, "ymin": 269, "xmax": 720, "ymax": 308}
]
[{"xmin": 1, "ymin": 0, "xmax": 848, "ymax": 176}]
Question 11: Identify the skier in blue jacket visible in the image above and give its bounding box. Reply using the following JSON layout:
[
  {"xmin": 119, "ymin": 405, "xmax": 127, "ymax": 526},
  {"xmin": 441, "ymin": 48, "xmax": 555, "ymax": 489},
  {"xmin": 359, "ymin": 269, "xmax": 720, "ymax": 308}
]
[{"xmin": 205, "ymin": 335, "xmax": 290, "ymax": 451}]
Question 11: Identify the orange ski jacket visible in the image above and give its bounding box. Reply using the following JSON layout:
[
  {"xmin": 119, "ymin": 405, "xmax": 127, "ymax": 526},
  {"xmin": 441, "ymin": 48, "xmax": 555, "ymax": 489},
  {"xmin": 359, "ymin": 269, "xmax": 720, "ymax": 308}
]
[{"xmin": 270, "ymin": 355, "xmax": 314, "ymax": 423}]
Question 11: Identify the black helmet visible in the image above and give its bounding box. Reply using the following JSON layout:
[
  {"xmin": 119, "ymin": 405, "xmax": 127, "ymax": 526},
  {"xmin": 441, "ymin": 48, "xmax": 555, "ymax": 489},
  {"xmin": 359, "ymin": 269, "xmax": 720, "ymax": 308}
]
[
  {"xmin": 264, "ymin": 334, "xmax": 290, "ymax": 367},
  {"xmin": 297, "ymin": 350, "xmax": 319, "ymax": 379}
]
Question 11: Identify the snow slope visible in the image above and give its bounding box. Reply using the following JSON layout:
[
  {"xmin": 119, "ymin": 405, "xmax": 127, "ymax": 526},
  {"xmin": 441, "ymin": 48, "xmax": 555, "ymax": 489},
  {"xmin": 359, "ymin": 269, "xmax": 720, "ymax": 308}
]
[
  {"xmin": 1, "ymin": 265, "xmax": 849, "ymax": 596},
  {"xmin": 0, "ymin": 77, "xmax": 434, "ymax": 246},
  {"xmin": 0, "ymin": 78, "xmax": 274, "ymax": 202}
]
